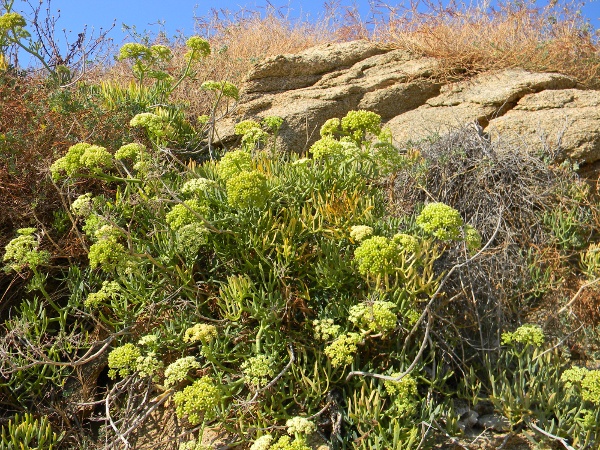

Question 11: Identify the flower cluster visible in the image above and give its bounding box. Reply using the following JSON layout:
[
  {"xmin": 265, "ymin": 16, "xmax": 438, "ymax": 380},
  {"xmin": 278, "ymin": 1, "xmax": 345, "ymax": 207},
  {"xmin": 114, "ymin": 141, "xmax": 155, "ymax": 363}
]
[
  {"xmin": 250, "ymin": 435, "xmax": 273, "ymax": 450},
  {"xmin": 88, "ymin": 226, "xmax": 127, "ymax": 272},
  {"xmin": 392, "ymin": 233, "xmax": 420, "ymax": 253},
  {"xmin": 175, "ymin": 223, "xmax": 209, "ymax": 260},
  {"xmin": 164, "ymin": 356, "xmax": 201, "ymax": 388},
  {"xmin": 108, "ymin": 343, "xmax": 141, "ymax": 379},
  {"xmin": 216, "ymin": 150, "xmax": 252, "ymax": 181},
  {"xmin": 349, "ymin": 301, "xmax": 397, "ymax": 334},
  {"xmin": 165, "ymin": 200, "xmax": 210, "ymax": 230},
  {"xmin": 135, "ymin": 352, "xmax": 163, "ymax": 380},
  {"xmin": 340, "ymin": 110, "xmax": 382, "ymax": 143},
  {"xmin": 501, "ymin": 324, "xmax": 545, "ymax": 347},
  {"xmin": 226, "ymin": 171, "xmax": 269, "ymax": 209},
  {"xmin": 186, "ymin": 36, "xmax": 211, "ymax": 60},
  {"xmin": 354, "ymin": 236, "xmax": 398, "ymax": 277},
  {"xmin": 138, "ymin": 334, "xmax": 159, "ymax": 348},
  {"xmin": 234, "ymin": 120, "xmax": 261, "ymax": 136},
  {"xmin": 0, "ymin": 12, "xmax": 27, "ymax": 30},
  {"xmin": 184, "ymin": 323, "xmax": 218, "ymax": 344},
  {"xmin": 324, "ymin": 333, "xmax": 362, "ymax": 368},
  {"xmin": 71, "ymin": 193, "xmax": 94, "ymax": 218},
  {"xmin": 262, "ymin": 116, "xmax": 284, "ymax": 133},
  {"xmin": 313, "ymin": 319, "xmax": 341, "ymax": 341},
  {"xmin": 320, "ymin": 118, "xmax": 341, "ymax": 138},
  {"xmin": 201, "ymin": 81, "xmax": 239, "ymax": 100},
  {"xmin": 85, "ymin": 280, "xmax": 120, "ymax": 309},
  {"xmin": 561, "ymin": 367, "xmax": 600, "ymax": 406},
  {"xmin": 242, "ymin": 354, "xmax": 275, "ymax": 389},
  {"xmin": 130, "ymin": 112, "xmax": 169, "ymax": 140},
  {"xmin": 350, "ymin": 225, "xmax": 373, "ymax": 242},
  {"xmin": 269, "ymin": 435, "xmax": 311, "ymax": 450},
  {"xmin": 383, "ymin": 374, "xmax": 419, "ymax": 417},
  {"xmin": 114, "ymin": 142, "xmax": 146, "ymax": 162},
  {"xmin": 88, "ymin": 240, "xmax": 127, "ymax": 271},
  {"xmin": 286, "ymin": 417, "xmax": 316, "ymax": 436},
  {"xmin": 173, "ymin": 376, "xmax": 221, "ymax": 424},
  {"xmin": 117, "ymin": 43, "xmax": 153, "ymax": 61},
  {"xmin": 581, "ymin": 370, "xmax": 600, "ymax": 405},
  {"xmin": 241, "ymin": 128, "xmax": 269, "ymax": 149},
  {"xmin": 416, "ymin": 203, "xmax": 464, "ymax": 241},
  {"xmin": 50, "ymin": 143, "xmax": 113, "ymax": 180},
  {"xmin": 561, "ymin": 366, "xmax": 589, "ymax": 388},
  {"xmin": 464, "ymin": 225, "xmax": 482, "ymax": 254},
  {"xmin": 181, "ymin": 178, "xmax": 217, "ymax": 197},
  {"xmin": 309, "ymin": 136, "xmax": 344, "ymax": 160},
  {"xmin": 3, "ymin": 228, "xmax": 50, "ymax": 273}
]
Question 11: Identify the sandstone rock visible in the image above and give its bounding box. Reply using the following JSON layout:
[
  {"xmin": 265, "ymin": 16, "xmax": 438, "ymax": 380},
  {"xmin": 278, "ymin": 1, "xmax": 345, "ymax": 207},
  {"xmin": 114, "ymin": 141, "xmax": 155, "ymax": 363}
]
[
  {"xmin": 487, "ymin": 89, "xmax": 600, "ymax": 163},
  {"xmin": 218, "ymin": 41, "xmax": 442, "ymax": 153},
  {"xmin": 222, "ymin": 40, "xmax": 600, "ymax": 164},
  {"xmin": 387, "ymin": 69, "xmax": 576, "ymax": 144}
]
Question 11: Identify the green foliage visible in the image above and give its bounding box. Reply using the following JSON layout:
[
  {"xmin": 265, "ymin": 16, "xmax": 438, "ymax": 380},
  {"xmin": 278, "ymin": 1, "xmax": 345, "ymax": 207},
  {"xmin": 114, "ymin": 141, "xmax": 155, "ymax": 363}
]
[
  {"xmin": 0, "ymin": 413, "xmax": 61, "ymax": 450},
  {"xmin": 8, "ymin": 106, "xmax": 600, "ymax": 449},
  {"xmin": 485, "ymin": 327, "xmax": 600, "ymax": 448}
]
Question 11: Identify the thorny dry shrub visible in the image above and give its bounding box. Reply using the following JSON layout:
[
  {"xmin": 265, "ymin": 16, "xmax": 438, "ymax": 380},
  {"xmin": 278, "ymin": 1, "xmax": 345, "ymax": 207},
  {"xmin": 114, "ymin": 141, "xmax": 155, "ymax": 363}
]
[
  {"xmin": 390, "ymin": 125, "xmax": 599, "ymax": 366},
  {"xmin": 370, "ymin": 0, "xmax": 600, "ymax": 86}
]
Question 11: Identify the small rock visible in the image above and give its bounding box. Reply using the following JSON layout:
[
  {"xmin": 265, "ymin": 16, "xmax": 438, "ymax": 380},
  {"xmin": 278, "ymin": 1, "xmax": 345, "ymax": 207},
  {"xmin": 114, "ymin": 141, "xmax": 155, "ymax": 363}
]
[{"xmin": 477, "ymin": 413, "xmax": 511, "ymax": 432}]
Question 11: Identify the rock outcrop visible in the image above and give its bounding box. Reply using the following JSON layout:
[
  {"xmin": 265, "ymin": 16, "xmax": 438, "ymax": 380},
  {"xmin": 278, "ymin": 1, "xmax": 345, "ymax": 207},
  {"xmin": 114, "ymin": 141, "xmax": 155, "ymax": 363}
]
[{"xmin": 220, "ymin": 40, "xmax": 600, "ymax": 164}]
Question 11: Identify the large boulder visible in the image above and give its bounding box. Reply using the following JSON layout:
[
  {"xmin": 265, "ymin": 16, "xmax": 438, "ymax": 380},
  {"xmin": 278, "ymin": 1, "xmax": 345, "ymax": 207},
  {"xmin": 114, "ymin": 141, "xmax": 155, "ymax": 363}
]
[
  {"xmin": 217, "ymin": 40, "xmax": 442, "ymax": 153},
  {"xmin": 387, "ymin": 69, "xmax": 576, "ymax": 144},
  {"xmin": 486, "ymin": 89, "xmax": 600, "ymax": 162},
  {"xmin": 222, "ymin": 40, "xmax": 600, "ymax": 164}
]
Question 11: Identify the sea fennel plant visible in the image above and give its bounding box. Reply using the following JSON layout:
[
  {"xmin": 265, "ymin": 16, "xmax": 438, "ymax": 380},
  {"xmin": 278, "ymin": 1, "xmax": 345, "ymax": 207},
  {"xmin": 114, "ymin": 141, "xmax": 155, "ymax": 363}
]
[{"xmin": 9, "ymin": 107, "xmax": 596, "ymax": 449}]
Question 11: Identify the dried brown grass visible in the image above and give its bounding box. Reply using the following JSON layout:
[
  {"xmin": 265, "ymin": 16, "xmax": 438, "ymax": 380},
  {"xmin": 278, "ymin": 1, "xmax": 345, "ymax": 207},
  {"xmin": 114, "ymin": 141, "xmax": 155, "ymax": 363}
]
[
  {"xmin": 370, "ymin": 0, "xmax": 600, "ymax": 85},
  {"xmin": 92, "ymin": 0, "xmax": 600, "ymax": 118}
]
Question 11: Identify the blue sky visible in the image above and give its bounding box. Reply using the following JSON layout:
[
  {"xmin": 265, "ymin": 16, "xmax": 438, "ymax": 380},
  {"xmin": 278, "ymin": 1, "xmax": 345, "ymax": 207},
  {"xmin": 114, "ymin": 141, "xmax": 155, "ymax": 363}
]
[{"xmin": 10, "ymin": 0, "xmax": 600, "ymax": 56}]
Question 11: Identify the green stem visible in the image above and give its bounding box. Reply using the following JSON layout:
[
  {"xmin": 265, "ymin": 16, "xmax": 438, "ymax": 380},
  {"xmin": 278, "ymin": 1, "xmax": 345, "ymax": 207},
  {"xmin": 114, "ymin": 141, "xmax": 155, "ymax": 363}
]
[
  {"xmin": 167, "ymin": 52, "xmax": 195, "ymax": 94},
  {"xmin": 13, "ymin": 38, "xmax": 54, "ymax": 75}
]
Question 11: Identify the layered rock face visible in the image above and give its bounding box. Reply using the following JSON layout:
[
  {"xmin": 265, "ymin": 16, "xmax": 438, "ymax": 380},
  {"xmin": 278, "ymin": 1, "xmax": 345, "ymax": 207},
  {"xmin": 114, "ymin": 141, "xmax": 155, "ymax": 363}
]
[{"xmin": 219, "ymin": 40, "xmax": 600, "ymax": 164}]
